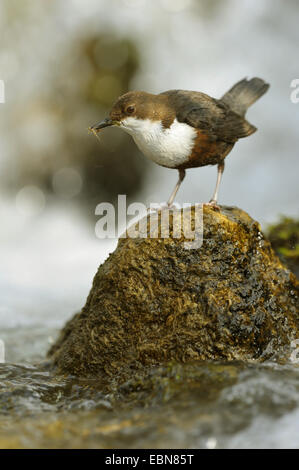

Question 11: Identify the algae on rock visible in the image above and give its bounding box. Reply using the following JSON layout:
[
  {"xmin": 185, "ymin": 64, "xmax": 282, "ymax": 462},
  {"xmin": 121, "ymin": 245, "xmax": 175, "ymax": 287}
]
[
  {"xmin": 267, "ymin": 216, "xmax": 299, "ymax": 279},
  {"xmin": 49, "ymin": 206, "xmax": 299, "ymax": 379}
]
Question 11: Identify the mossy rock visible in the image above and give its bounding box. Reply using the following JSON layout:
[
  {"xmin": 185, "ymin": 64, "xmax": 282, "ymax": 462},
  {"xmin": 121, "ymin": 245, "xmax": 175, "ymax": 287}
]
[
  {"xmin": 49, "ymin": 206, "xmax": 299, "ymax": 379},
  {"xmin": 267, "ymin": 217, "xmax": 299, "ymax": 279}
]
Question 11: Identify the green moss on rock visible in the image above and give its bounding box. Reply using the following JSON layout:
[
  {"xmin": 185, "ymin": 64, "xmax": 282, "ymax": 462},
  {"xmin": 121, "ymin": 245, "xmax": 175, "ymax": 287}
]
[
  {"xmin": 48, "ymin": 206, "xmax": 299, "ymax": 379},
  {"xmin": 267, "ymin": 216, "xmax": 299, "ymax": 279}
]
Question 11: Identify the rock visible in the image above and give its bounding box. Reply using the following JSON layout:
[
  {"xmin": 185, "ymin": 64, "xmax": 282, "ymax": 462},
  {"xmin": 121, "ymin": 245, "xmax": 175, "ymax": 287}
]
[
  {"xmin": 267, "ymin": 216, "xmax": 299, "ymax": 279},
  {"xmin": 48, "ymin": 206, "xmax": 299, "ymax": 379}
]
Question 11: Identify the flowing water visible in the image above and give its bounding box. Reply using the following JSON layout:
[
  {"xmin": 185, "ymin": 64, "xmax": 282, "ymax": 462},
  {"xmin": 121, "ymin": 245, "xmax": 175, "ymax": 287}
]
[{"xmin": 2, "ymin": 360, "xmax": 299, "ymax": 449}]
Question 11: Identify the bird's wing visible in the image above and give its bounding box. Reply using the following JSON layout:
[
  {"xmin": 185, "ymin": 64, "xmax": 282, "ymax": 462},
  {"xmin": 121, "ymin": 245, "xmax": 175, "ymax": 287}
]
[{"xmin": 160, "ymin": 90, "xmax": 256, "ymax": 143}]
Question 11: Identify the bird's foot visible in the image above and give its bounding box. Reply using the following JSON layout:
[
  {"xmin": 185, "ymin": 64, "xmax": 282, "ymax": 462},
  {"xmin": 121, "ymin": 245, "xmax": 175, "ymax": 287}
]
[
  {"xmin": 166, "ymin": 202, "xmax": 181, "ymax": 211},
  {"xmin": 152, "ymin": 201, "xmax": 180, "ymax": 211},
  {"xmin": 147, "ymin": 202, "xmax": 178, "ymax": 213},
  {"xmin": 203, "ymin": 200, "xmax": 221, "ymax": 211}
]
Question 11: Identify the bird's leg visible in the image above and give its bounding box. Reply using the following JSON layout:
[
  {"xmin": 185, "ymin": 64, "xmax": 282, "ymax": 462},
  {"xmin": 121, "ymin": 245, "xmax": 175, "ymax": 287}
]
[
  {"xmin": 208, "ymin": 161, "xmax": 225, "ymax": 205},
  {"xmin": 167, "ymin": 169, "xmax": 186, "ymax": 207}
]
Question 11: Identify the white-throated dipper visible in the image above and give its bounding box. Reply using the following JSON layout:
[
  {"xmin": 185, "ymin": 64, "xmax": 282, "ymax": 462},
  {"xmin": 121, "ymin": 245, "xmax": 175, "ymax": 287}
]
[{"xmin": 90, "ymin": 77, "xmax": 269, "ymax": 207}]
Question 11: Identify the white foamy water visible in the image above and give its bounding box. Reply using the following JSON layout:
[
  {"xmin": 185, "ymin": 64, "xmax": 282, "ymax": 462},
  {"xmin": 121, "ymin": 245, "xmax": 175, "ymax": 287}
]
[{"xmin": 0, "ymin": 195, "xmax": 116, "ymax": 361}]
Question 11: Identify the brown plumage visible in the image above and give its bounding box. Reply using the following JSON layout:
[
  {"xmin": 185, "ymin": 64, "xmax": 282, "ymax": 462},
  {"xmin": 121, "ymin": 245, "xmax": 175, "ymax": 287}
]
[
  {"xmin": 91, "ymin": 77, "xmax": 270, "ymax": 206},
  {"xmin": 160, "ymin": 85, "xmax": 260, "ymax": 169}
]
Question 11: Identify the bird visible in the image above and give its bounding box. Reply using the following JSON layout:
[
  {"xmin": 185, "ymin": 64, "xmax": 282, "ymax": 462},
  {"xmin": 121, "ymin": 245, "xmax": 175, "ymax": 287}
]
[{"xmin": 90, "ymin": 77, "xmax": 269, "ymax": 207}]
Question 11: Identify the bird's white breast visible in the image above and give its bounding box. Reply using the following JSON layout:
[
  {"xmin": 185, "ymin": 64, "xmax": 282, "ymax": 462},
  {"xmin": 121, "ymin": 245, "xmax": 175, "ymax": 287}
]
[{"xmin": 120, "ymin": 117, "xmax": 196, "ymax": 168}]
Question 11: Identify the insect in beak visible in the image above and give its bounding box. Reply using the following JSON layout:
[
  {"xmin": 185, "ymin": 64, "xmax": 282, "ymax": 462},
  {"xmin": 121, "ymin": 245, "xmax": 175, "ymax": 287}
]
[
  {"xmin": 90, "ymin": 118, "xmax": 115, "ymax": 131},
  {"xmin": 88, "ymin": 118, "xmax": 119, "ymax": 141}
]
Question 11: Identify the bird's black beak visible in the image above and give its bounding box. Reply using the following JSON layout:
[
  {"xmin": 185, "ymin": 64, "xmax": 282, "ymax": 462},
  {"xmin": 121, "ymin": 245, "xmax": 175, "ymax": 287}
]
[{"xmin": 90, "ymin": 118, "xmax": 115, "ymax": 131}]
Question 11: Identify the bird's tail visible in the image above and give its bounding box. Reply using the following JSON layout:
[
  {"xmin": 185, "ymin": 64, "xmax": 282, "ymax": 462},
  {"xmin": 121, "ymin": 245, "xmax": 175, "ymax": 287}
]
[{"xmin": 221, "ymin": 77, "xmax": 270, "ymax": 117}]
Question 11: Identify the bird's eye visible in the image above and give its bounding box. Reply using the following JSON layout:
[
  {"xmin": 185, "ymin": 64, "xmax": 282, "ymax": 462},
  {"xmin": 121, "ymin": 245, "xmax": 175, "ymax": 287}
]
[{"xmin": 126, "ymin": 105, "xmax": 135, "ymax": 114}]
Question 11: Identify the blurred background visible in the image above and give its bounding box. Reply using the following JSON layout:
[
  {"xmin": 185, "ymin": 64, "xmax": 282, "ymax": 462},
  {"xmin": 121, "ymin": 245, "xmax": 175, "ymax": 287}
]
[{"xmin": 0, "ymin": 0, "xmax": 298, "ymax": 361}]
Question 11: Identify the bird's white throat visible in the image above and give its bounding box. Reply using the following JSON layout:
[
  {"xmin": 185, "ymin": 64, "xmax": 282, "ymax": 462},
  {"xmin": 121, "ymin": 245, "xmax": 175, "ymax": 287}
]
[{"xmin": 120, "ymin": 117, "xmax": 196, "ymax": 168}]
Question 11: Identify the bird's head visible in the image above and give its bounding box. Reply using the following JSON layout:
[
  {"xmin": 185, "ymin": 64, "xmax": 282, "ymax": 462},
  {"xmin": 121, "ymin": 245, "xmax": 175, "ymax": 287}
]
[{"xmin": 90, "ymin": 91, "xmax": 175, "ymax": 136}]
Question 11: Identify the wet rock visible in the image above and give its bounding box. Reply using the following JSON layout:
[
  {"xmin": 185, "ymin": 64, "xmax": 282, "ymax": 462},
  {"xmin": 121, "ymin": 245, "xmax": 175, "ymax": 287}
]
[
  {"xmin": 48, "ymin": 206, "xmax": 299, "ymax": 379},
  {"xmin": 267, "ymin": 216, "xmax": 299, "ymax": 279}
]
